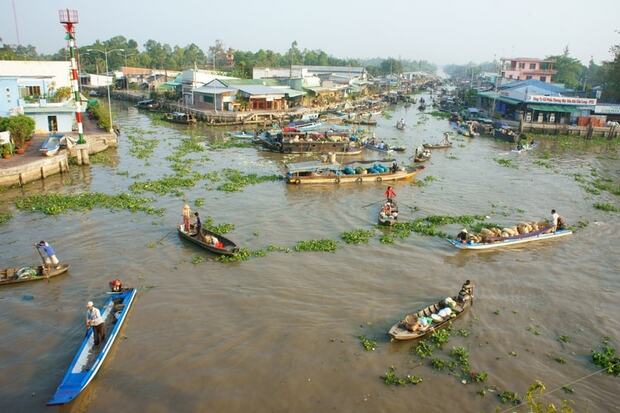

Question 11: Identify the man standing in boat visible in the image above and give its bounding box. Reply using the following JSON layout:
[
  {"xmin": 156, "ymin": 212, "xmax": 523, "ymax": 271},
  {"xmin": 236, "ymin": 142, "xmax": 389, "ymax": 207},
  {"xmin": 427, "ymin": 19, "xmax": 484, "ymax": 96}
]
[
  {"xmin": 385, "ymin": 186, "xmax": 396, "ymax": 202},
  {"xmin": 182, "ymin": 201, "xmax": 191, "ymax": 232},
  {"xmin": 550, "ymin": 209, "xmax": 566, "ymax": 232},
  {"xmin": 36, "ymin": 241, "xmax": 61, "ymax": 270},
  {"xmin": 86, "ymin": 301, "xmax": 106, "ymax": 346}
]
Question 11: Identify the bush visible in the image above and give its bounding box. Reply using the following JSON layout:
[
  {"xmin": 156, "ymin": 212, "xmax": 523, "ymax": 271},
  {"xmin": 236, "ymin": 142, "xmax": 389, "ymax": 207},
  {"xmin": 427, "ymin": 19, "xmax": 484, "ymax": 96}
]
[
  {"xmin": 50, "ymin": 86, "xmax": 72, "ymax": 102},
  {"xmin": 0, "ymin": 115, "xmax": 35, "ymax": 148},
  {"xmin": 87, "ymin": 101, "xmax": 111, "ymax": 131}
]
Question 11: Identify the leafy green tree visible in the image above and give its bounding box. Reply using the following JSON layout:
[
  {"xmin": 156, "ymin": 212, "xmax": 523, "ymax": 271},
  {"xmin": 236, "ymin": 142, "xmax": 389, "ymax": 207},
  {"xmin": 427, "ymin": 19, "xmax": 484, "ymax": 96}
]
[
  {"xmin": 0, "ymin": 115, "xmax": 35, "ymax": 148},
  {"xmin": 380, "ymin": 58, "xmax": 404, "ymax": 74},
  {"xmin": 547, "ymin": 46, "xmax": 586, "ymax": 89}
]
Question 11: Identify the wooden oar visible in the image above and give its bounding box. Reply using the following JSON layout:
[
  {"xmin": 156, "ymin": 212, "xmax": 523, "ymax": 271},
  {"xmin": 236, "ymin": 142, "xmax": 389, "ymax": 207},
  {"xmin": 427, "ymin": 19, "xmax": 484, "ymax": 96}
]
[
  {"xmin": 33, "ymin": 245, "xmax": 49, "ymax": 277},
  {"xmin": 362, "ymin": 200, "xmax": 384, "ymax": 208}
]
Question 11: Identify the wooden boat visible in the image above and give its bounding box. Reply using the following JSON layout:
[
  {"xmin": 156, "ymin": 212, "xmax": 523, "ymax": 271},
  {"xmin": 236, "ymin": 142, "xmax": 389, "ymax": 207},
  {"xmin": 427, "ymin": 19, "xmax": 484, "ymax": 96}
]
[
  {"xmin": 378, "ymin": 200, "xmax": 398, "ymax": 226},
  {"xmin": 423, "ymin": 142, "xmax": 452, "ymax": 149},
  {"xmin": 228, "ymin": 131, "xmax": 255, "ymax": 139},
  {"xmin": 0, "ymin": 264, "xmax": 69, "ymax": 287},
  {"xmin": 257, "ymin": 131, "xmax": 361, "ymax": 156},
  {"xmin": 449, "ymin": 229, "xmax": 572, "ymax": 250},
  {"xmin": 47, "ymin": 288, "xmax": 137, "ymax": 405},
  {"xmin": 177, "ymin": 224, "xmax": 239, "ymax": 256},
  {"xmin": 162, "ymin": 112, "xmax": 197, "ymax": 125},
  {"xmin": 388, "ymin": 281, "xmax": 474, "ymax": 341},
  {"xmin": 364, "ymin": 142, "xmax": 393, "ymax": 154},
  {"xmin": 135, "ymin": 99, "xmax": 160, "ymax": 110},
  {"xmin": 343, "ymin": 118, "xmax": 378, "ymax": 126},
  {"xmin": 413, "ymin": 154, "xmax": 431, "ymax": 163},
  {"xmin": 493, "ymin": 128, "xmax": 519, "ymax": 143},
  {"xmin": 286, "ymin": 162, "xmax": 425, "ymax": 185},
  {"xmin": 40, "ymin": 134, "xmax": 62, "ymax": 156},
  {"xmin": 391, "ymin": 146, "xmax": 406, "ymax": 152}
]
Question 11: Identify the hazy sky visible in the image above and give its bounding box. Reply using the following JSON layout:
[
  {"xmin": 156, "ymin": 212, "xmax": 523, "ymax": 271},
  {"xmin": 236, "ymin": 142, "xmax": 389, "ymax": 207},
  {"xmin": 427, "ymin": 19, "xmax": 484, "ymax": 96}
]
[{"xmin": 1, "ymin": 0, "xmax": 618, "ymax": 65}]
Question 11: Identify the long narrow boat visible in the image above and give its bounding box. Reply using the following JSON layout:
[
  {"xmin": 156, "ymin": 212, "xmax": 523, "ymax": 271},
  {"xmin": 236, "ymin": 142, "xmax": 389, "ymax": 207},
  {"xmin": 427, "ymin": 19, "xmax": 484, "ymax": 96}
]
[
  {"xmin": 177, "ymin": 224, "xmax": 239, "ymax": 256},
  {"xmin": 0, "ymin": 264, "xmax": 69, "ymax": 287},
  {"xmin": 388, "ymin": 281, "xmax": 474, "ymax": 341},
  {"xmin": 40, "ymin": 134, "xmax": 62, "ymax": 156},
  {"xmin": 364, "ymin": 142, "xmax": 394, "ymax": 154},
  {"xmin": 286, "ymin": 162, "xmax": 424, "ymax": 185},
  {"xmin": 423, "ymin": 142, "xmax": 452, "ymax": 149},
  {"xmin": 378, "ymin": 200, "xmax": 398, "ymax": 226},
  {"xmin": 343, "ymin": 118, "xmax": 378, "ymax": 126},
  {"xmin": 47, "ymin": 288, "xmax": 137, "ymax": 405},
  {"xmin": 449, "ymin": 229, "xmax": 573, "ymax": 250}
]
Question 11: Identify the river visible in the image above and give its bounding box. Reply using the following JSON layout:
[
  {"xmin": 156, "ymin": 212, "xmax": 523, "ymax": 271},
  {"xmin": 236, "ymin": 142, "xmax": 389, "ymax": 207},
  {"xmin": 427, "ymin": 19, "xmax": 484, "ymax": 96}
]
[{"xmin": 1, "ymin": 97, "xmax": 619, "ymax": 412}]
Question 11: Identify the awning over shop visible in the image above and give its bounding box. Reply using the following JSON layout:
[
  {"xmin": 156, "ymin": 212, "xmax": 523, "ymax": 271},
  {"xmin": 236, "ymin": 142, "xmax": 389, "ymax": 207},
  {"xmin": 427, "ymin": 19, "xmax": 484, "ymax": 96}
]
[{"xmin": 527, "ymin": 104, "xmax": 581, "ymax": 113}]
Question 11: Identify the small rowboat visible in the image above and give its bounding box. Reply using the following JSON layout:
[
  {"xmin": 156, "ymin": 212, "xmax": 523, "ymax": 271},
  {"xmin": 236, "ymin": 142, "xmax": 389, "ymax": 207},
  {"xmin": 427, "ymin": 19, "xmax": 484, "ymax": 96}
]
[
  {"xmin": 47, "ymin": 288, "xmax": 137, "ymax": 405},
  {"xmin": 177, "ymin": 224, "xmax": 239, "ymax": 256},
  {"xmin": 0, "ymin": 264, "xmax": 69, "ymax": 287},
  {"xmin": 343, "ymin": 118, "xmax": 378, "ymax": 126},
  {"xmin": 364, "ymin": 142, "xmax": 393, "ymax": 154},
  {"xmin": 423, "ymin": 142, "xmax": 452, "ymax": 149},
  {"xmin": 228, "ymin": 131, "xmax": 255, "ymax": 139},
  {"xmin": 449, "ymin": 229, "xmax": 573, "ymax": 250},
  {"xmin": 40, "ymin": 134, "xmax": 62, "ymax": 156},
  {"xmin": 378, "ymin": 200, "xmax": 398, "ymax": 226},
  {"xmin": 413, "ymin": 155, "xmax": 430, "ymax": 163},
  {"xmin": 391, "ymin": 146, "xmax": 406, "ymax": 152},
  {"xmin": 388, "ymin": 281, "xmax": 474, "ymax": 341}
]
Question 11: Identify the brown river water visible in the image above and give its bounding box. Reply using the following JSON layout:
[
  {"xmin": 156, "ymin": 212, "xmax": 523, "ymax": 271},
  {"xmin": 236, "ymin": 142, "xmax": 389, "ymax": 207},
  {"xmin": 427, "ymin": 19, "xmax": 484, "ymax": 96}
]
[{"xmin": 1, "ymin": 97, "xmax": 619, "ymax": 412}]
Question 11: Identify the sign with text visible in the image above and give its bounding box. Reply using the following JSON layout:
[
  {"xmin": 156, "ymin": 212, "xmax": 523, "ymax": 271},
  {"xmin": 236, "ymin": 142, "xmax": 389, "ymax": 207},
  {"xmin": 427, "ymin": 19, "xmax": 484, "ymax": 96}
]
[
  {"xmin": 595, "ymin": 104, "xmax": 620, "ymax": 115},
  {"xmin": 527, "ymin": 95, "xmax": 596, "ymax": 105}
]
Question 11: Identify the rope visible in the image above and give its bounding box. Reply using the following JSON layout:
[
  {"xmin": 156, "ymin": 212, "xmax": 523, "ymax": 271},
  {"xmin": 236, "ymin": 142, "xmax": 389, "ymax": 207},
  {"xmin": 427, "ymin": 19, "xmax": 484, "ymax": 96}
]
[{"xmin": 497, "ymin": 364, "xmax": 619, "ymax": 413}]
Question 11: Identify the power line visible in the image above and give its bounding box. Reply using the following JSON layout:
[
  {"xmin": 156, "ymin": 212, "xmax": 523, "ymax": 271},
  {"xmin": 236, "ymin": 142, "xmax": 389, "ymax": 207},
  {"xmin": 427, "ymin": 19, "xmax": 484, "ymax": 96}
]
[{"xmin": 12, "ymin": 0, "xmax": 20, "ymax": 45}]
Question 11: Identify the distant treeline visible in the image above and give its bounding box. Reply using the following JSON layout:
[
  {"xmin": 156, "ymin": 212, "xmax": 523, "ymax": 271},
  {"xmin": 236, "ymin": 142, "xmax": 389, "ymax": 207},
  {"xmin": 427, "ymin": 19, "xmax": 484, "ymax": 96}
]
[
  {"xmin": 444, "ymin": 44, "xmax": 620, "ymax": 102},
  {"xmin": 0, "ymin": 37, "xmax": 436, "ymax": 78}
]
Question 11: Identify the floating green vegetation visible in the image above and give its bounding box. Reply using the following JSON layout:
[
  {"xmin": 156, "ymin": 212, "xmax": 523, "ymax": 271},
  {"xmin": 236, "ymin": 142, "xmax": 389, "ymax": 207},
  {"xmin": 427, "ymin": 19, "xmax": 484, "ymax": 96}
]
[
  {"xmin": 428, "ymin": 110, "xmax": 450, "ymax": 119},
  {"xmin": 382, "ymin": 111, "xmax": 393, "ymax": 120},
  {"xmin": 116, "ymin": 170, "xmax": 129, "ymax": 177},
  {"xmin": 0, "ymin": 212, "xmax": 11, "ymax": 225},
  {"xmin": 534, "ymin": 159, "xmax": 552, "ymax": 169},
  {"xmin": 495, "ymin": 158, "xmax": 517, "ymax": 168},
  {"xmin": 191, "ymin": 255, "xmax": 205, "ymax": 265},
  {"xmin": 498, "ymin": 390, "xmax": 521, "ymax": 405},
  {"xmin": 215, "ymin": 248, "xmax": 266, "ymax": 263},
  {"xmin": 430, "ymin": 329, "xmax": 451, "ymax": 348},
  {"xmin": 209, "ymin": 139, "xmax": 253, "ymax": 150},
  {"xmin": 591, "ymin": 178, "xmax": 620, "ymax": 196},
  {"xmin": 358, "ymin": 335, "xmax": 376, "ymax": 351},
  {"xmin": 203, "ymin": 216, "xmax": 234, "ymax": 234},
  {"xmin": 430, "ymin": 357, "xmax": 450, "ymax": 371},
  {"xmin": 472, "ymin": 371, "xmax": 488, "ymax": 383},
  {"xmin": 415, "ymin": 175, "xmax": 437, "ymax": 187},
  {"xmin": 592, "ymin": 338, "xmax": 620, "ymax": 375},
  {"xmin": 215, "ymin": 169, "xmax": 281, "ymax": 192},
  {"xmin": 525, "ymin": 381, "xmax": 573, "ymax": 413},
  {"xmin": 526, "ymin": 325, "xmax": 540, "ymax": 335},
  {"xmin": 562, "ymin": 385, "xmax": 575, "ymax": 394},
  {"xmin": 194, "ymin": 198, "xmax": 205, "ymax": 207},
  {"xmin": 456, "ymin": 328, "xmax": 470, "ymax": 337},
  {"xmin": 450, "ymin": 346, "xmax": 470, "ymax": 367},
  {"xmin": 382, "ymin": 367, "xmax": 422, "ymax": 386},
  {"xmin": 379, "ymin": 234, "xmax": 395, "ymax": 244},
  {"xmin": 558, "ymin": 335, "xmax": 571, "ymax": 344},
  {"xmin": 593, "ymin": 203, "xmax": 620, "ymax": 212},
  {"xmin": 391, "ymin": 214, "xmax": 487, "ymax": 240},
  {"xmin": 14, "ymin": 193, "xmax": 163, "ymax": 216},
  {"xmin": 265, "ymin": 244, "xmax": 292, "ymax": 253},
  {"xmin": 89, "ymin": 150, "xmax": 115, "ymax": 165},
  {"xmin": 127, "ymin": 134, "xmax": 158, "ymax": 160},
  {"xmin": 413, "ymin": 340, "xmax": 434, "ymax": 358},
  {"xmin": 294, "ymin": 239, "xmax": 338, "ymax": 252},
  {"xmin": 341, "ymin": 229, "xmax": 374, "ymax": 244},
  {"xmin": 130, "ymin": 172, "xmax": 205, "ymax": 197},
  {"xmin": 552, "ymin": 356, "xmax": 567, "ymax": 364}
]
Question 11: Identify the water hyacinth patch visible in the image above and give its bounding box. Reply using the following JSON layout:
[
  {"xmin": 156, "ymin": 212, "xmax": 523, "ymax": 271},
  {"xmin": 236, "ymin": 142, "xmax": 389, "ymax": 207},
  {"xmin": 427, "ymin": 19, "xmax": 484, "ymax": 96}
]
[
  {"xmin": 358, "ymin": 335, "xmax": 376, "ymax": 351},
  {"xmin": 382, "ymin": 367, "xmax": 422, "ymax": 386},
  {"xmin": 215, "ymin": 169, "xmax": 281, "ymax": 192},
  {"xmin": 495, "ymin": 158, "xmax": 517, "ymax": 168},
  {"xmin": 294, "ymin": 239, "xmax": 338, "ymax": 252},
  {"xmin": 127, "ymin": 134, "xmax": 158, "ymax": 160},
  {"xmin": 0, "ymin": 212, "xmax": 11, "ymax": 225},
  {"xmin": 593, "ymin": 203, "xmax": 620, "ymax": 213},
  {"xmin": 130, "ymin": 173, "xmax": 206, "ymax": 197},
  {"xmin": 14, "ymin": 193, "xmax": 163, "ymax": 216},
  {"xmin": 592, "ymin": 338, "xmax": 620, "ymax": 376},
  {"xmin": 341, "ymin": 229, "xmax": 374, "ymax": 244}
]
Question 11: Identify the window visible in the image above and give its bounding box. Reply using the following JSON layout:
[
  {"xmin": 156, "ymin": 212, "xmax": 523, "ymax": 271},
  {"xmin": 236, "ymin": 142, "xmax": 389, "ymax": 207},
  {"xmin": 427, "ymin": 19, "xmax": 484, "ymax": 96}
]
[
  {"xmin": 202, "ymin": 94, "xmax": 214, "ymax": 103},
  {"xmin": 519, "ymin": 63, "xmax": 526, "ymax": 69},
  {"xmin": 19, "ymin": 85, "xmax": 41, "ymax": 97},
  {"xmin": 529, "ymin": 63, "xmax": 536, "ymax": 69},
  {"xmin": 526, "ymin": 75, "xmax": 532, "ymax": 80},
  {"xmin": 540, "ymin": 76, "xmax": 546, "ymax": 82}
]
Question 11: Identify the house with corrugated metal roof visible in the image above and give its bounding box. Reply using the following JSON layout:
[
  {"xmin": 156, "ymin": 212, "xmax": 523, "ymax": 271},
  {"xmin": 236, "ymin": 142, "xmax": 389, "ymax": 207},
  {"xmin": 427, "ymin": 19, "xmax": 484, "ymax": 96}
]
[{"xmin": 477, "ymin": 79, "xmax": 595, "ymax": 123}]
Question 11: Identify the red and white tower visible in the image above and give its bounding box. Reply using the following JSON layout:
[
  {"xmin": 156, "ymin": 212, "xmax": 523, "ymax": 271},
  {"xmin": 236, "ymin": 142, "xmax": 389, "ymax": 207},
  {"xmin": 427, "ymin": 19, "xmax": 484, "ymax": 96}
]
[{"xmin": 58, "ymin": 9, "xmax": 85, "ymax": 144}]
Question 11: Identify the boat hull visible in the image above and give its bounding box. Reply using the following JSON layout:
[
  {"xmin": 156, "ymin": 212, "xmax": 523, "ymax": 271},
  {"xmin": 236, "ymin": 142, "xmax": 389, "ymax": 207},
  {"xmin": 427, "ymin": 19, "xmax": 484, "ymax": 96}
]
[
  {"xmin": 287, "ymin": 169, "xmax": 421, "ymax": 185},
  {"xmin": 0, "ymin": 264, "xmax": 69, "ymax": 287},
  {"xmin": 47, "ymin": 288, "xmax": 137, "ymax": 405},
  {"xmin": 449, "ymin": 229, "xmax": 573, "ymax": 250},
  {"xmin": 177, "ymin": 225, "xmax": 239, "ymax": 256}
]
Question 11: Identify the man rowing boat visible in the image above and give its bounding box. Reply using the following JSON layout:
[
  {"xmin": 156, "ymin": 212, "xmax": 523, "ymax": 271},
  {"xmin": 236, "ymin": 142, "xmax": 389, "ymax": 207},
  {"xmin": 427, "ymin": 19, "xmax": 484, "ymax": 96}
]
[
  {"xmin": 551, "ymin": 209, "xmax": 566, "ymax": 232},
  {"xmin": 86, "ymin": 301, "xmax": 106, "ymax": 346}
]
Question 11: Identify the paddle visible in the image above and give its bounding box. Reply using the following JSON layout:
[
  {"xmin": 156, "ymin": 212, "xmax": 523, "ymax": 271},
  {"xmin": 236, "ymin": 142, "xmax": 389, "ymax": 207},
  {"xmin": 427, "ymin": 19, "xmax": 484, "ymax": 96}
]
[{"xmin": 362, "ymin": 200, "xmax": 384, "ymax": 208}]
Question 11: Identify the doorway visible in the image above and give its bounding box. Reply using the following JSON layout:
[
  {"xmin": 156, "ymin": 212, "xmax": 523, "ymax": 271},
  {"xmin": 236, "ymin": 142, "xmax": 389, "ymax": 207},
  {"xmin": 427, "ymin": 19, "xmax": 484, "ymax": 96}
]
[{"xmin": 47, "ymin": 116, "xmax": 58, "ymax": 132}]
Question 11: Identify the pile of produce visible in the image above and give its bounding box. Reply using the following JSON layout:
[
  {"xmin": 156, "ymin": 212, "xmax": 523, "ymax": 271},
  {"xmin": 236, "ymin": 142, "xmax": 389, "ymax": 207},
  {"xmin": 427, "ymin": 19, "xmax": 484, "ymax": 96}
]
[{"xmin": 467, "ymin": 221, "xmax": 549, "ymax": 243}]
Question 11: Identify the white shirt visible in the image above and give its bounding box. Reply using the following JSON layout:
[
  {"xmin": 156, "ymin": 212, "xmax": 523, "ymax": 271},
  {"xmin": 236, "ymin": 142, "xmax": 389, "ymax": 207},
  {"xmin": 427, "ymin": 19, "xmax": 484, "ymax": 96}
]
[
  {"xmin": 86, "ymin": 307, "xmax": 105, "ymax": 326},
  {"xmin": 552, "ymin": 212, "xmax": 559, "ymax": 226}
]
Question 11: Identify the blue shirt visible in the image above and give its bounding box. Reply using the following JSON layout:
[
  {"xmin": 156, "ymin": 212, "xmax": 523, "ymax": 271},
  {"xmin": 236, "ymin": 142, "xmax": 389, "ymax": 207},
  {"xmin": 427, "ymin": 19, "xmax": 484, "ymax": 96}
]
[{"xmin": 42, "ymin": 244, "xmax": 55, "ymax": 256}]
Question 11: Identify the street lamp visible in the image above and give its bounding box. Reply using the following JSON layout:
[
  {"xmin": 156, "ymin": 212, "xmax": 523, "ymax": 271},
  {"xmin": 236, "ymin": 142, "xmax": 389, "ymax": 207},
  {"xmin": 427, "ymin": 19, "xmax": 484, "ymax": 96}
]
[{"xmin": 85, "ymin": 47, "xmax": 124, "ymax": 133}]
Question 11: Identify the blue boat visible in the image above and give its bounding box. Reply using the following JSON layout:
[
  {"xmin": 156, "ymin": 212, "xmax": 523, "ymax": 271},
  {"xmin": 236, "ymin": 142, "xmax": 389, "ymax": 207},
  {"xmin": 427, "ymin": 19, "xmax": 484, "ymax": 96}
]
[
  {"xmin": 47, "ymin": 288, "xmax": 137, "ymax": 405},
  {"xmin": 40, "ymin": 134, "xmax": 62, "ymax": 157}
]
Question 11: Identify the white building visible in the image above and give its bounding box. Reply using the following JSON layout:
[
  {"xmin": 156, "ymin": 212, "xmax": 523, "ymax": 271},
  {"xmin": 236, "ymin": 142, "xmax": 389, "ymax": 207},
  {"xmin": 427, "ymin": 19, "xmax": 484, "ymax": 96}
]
[{"xmin": 0, "ymin": 60, "xmax": 78, "ymax": 133}]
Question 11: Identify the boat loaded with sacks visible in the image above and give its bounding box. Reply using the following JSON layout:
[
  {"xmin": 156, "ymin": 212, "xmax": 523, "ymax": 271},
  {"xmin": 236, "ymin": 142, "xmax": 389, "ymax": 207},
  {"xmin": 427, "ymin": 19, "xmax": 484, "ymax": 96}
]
[
  {"xmin": 47, "ymin": 284, "xmax": 137, "ymax": 405},
  {"xmin": 178, "ymin": 224, "xmax": 239, "ymax": 256},
  {"xmin": 0, "ymin": 264, "xmax": 69, "ymax": 287},
  {"xmin": 450, "ymin": 221, "xmax": 573, "ymax": 250},
  {"xmin": 389, "ymin": 281, "xmax": 474, "ymax": 341},
  {"xmin": 285, "ymin": 160, "xmax": 425, "ymax": 185}
]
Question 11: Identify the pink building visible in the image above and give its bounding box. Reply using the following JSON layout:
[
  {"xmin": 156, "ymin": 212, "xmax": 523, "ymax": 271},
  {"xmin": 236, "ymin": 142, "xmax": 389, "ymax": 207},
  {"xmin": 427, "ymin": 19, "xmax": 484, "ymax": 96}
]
[{"xmin": 500, "ymin": 58, "xmax": 556, "ymax": 83}]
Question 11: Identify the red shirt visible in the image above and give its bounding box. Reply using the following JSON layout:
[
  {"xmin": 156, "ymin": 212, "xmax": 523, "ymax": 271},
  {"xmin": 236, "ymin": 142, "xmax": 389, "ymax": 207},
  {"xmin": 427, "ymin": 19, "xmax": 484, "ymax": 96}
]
[{"xmin": 385, "ymin": 188, "xmax": 396, "ymax": 199}]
